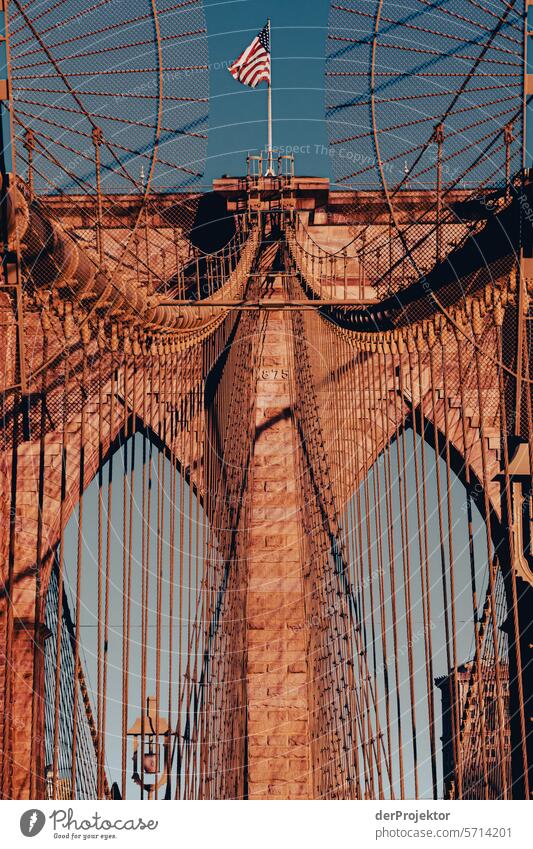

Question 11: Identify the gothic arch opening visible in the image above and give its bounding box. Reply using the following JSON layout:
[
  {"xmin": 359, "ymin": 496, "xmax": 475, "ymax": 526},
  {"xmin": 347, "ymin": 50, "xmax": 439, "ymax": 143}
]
[
  {"xmin": 342, "ymin": 427, "xmax": 511, "ymax": 800},
  {"xmin": 43, "ymin": 429, "xmax": 211, "ymax": 800}
]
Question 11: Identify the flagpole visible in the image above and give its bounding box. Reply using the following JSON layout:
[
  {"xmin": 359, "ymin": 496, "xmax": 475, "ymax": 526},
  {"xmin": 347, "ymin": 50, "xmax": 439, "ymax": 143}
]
[{"xmin": 266, "ymin": 18, "xmax": 273, "ymax": 176}]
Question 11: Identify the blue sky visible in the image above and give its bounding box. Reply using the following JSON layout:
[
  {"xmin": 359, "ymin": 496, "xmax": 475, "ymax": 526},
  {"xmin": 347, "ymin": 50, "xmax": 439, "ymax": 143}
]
[
  {"xmin": 203, "ymin": 0, "xmax": 331, "ymax": 182},
  {"xmin": 202, "ymin": 0, "xmax": 528, "ymax": 187}
]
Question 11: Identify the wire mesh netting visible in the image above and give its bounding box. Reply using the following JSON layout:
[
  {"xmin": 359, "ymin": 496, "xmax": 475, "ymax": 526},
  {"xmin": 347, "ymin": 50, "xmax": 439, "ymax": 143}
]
[
  {"xmin": 326, "ymin": 0, "xmax": 522, "ymax": 192},
  {"xmin": 325, "ymin": 0, "xmax": 524, "ymax": 301},
  {"xmin": 9, "ymin": 0, "xmax": 209, "ymax": 195}
]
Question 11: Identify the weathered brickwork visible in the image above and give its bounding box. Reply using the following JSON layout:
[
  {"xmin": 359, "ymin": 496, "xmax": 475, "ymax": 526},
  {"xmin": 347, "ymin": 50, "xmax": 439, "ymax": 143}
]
[{"xmin": 246, "ymin": 276, "xmax": 312, "ymax": 799}]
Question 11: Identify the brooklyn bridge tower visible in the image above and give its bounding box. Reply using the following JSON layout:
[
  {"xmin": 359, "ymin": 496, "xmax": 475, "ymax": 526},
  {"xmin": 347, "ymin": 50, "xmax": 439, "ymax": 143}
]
[{"xmin": 1, "ymin": 0, "xmax": 533, "ymax": 801}]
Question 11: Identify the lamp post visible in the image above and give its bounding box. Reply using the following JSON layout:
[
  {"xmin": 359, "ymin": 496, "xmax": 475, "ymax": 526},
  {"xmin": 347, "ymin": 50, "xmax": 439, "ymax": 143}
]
[{"xmin": 128, "ymin": 696, "xmax": 171, "ymax": 800}]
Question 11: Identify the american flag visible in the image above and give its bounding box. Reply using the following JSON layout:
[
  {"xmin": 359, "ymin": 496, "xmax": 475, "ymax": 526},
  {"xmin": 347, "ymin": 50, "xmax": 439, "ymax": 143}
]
[{"xmin": 228, "ymin": 22, "xmax": 271, "ymax": 88}]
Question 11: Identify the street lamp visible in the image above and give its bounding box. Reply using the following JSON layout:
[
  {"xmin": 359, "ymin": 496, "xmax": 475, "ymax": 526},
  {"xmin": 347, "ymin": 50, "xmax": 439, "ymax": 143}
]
[{"xmin": 127, "ymin": 696, "xmax": 171, "ymax": 799}]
